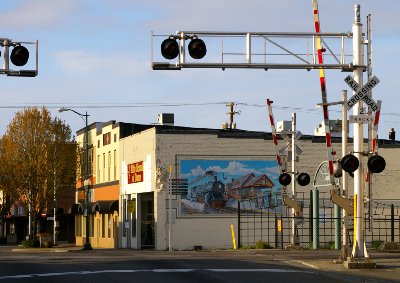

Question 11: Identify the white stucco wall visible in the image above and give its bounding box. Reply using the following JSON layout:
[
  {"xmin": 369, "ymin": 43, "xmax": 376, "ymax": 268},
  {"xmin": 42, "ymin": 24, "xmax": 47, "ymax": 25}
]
[{"xmin": 119, "ymin": 127, "xmax": 400, "ymax": 250}]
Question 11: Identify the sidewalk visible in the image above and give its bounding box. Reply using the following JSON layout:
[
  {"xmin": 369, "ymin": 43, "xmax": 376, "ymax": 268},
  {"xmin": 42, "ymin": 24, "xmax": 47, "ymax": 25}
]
[{"xmin": 294, "ymin": 250, "xmax": 400, "ymax": 283}]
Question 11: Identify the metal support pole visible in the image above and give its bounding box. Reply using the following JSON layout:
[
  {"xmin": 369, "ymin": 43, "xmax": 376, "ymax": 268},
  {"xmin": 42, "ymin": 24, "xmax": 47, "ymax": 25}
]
[
  {"xmin": 391, "ymin": 204, "xmax": 395, "ymax": 243},
  {"xmin": 341, "ymin": 90, "xmax": 349, "ymax": 258},
  {"xmin": 83, "ymin": 111, "xmax": 92, "ymax": 251},
  {"xmin": 351, "ymin": 4, "xmax": 367, "ymax": 259},
  {"xmin": 238, "ymin": 200, "xmax": 241, "ymax": 249},
  {"xmin": 291, "ymin": 113, "xmax": 298, "ymax": 246},
  {"xmin": 334, "ymin": 204, "xmax": 341, "ymax": 249},
  {"xmin": 53, "ymin": 167, "xmax": 57, "ymax": 246},
  {"xmin": 168, "ymin": 165, "xmax": 173, "ymax": 252},
  {"xmin": 312, "ymin": 189, "xmax": 319, "ymax": 250},
  {"xmin": 246, "ymin": 33, "xmax": 251, "ymax": 64},
  {"xmin": 3, "ymin": 39, "xmax": 9, "ymax": 71}
]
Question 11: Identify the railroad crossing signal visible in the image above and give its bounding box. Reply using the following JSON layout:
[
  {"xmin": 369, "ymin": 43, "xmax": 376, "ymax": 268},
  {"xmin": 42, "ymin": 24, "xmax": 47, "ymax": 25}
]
[
  {"xmin": 278, "ymin": 172, "xmax": 310, "ymax": 187},
  {"xmin": 341, "ymin": 153, "xmax": 386, "ymax": 174},
  {"xmin": 344, "ymin": 75, "xmax": 380, "ymax": 112}
]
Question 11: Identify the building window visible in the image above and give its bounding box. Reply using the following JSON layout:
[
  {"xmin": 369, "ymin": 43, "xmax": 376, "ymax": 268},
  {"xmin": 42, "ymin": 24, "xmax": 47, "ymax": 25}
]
[
  {"xmin": 103, "ymin": 132, "xmax": 111, "ymax": 146},
  {"xmin": 108, "ymin": 214, "xmax": 112, "ymax": 238},
  {"xmin": 114, "ymin": 133, "xmax": 117, "ymax": 143},
  {"xmin": 90, "ymin": 214, "xmax": 94, "ymax": 237},
  {"xmin": 76, "ymin": 215, "xmax": 82, "ymax": 237},
  {"xmin": 108, "ymin": 151, "xmax": 111, "ymax": 182},
  {"xmin": 114, "ymin": 150, "xmax": 117, "ymax": 181},
  {"xmin": 88, "ymin": 147, "xmax": 93, "ymax": 177},
  {"xmin": 97, "ymin": 155, "xmax": 100, "ymax": 184},
  {"xmin": 102, "ymin": 214, "xmax": 106, "ymax": 238},
  {"xmin": 98, "ymin": 140, "xmax": 100, "ymax": 148},
  {"xmin": 103, "ymin": 153, "xmax": 106, "ymax": 183}
]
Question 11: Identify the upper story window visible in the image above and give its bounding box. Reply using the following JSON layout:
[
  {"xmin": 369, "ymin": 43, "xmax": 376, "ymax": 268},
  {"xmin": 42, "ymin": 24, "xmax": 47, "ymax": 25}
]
[{"xmin": 103, "ymin": 132, "xmax": 111, "ymax": 146}]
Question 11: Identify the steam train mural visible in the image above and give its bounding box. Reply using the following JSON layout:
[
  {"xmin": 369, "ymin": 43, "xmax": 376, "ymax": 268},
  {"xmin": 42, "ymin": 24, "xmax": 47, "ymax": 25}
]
[
  {"xmin": 179, "ymin": 159, "xmax": 282, "ymax": 215},
  {"xmin": 188, "ymin": 171, "xmax": 227, "ymax": 208}
]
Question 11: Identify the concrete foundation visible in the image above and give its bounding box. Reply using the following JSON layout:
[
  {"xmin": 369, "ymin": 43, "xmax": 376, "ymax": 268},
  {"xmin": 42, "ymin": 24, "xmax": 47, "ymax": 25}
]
[{"xmin": 344, "ymin": 257, "xmax": 377, "ymax": 269}]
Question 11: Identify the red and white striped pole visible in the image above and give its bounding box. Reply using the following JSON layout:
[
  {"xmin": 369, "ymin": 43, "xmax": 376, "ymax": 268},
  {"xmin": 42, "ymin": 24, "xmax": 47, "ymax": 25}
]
[
  {"xmin": 312, "ymin": 0, "xmax": 335, "ymax": 184},
  {"xmin": 366, "ymin": 100, "xmax": 382, "ymax": 184},
  {"xmin": 267, "ymin": 99, "xmax": 283, "ymax": 174},
  {"xmin": 371, "ymin": 100, "xmax": 381, "ymax": 154}
]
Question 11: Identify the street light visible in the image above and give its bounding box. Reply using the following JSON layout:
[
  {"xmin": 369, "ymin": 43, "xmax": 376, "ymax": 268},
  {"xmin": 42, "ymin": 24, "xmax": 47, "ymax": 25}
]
[{"xmin": 58, "ymin": 107, "xmax": 92, "ymax": 251}]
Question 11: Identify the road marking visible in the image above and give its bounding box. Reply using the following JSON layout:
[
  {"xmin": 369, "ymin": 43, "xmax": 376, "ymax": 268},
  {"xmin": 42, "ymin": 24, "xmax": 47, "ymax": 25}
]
[{"xmin": 0, "ymin": 268, "xmax": 314, "ymax": 279}]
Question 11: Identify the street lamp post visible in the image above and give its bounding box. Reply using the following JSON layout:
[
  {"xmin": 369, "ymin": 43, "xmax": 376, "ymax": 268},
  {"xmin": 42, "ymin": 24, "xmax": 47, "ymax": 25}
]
[{"xmin": 58, "ymin": 107, "xmax": 92, "ymax": 250}]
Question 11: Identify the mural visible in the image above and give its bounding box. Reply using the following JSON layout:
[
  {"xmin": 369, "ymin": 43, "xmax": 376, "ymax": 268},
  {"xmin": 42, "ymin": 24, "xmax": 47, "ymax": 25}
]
[{"xmin": 178, "ymin": 159, "xmax": 282, "ymax": 215}]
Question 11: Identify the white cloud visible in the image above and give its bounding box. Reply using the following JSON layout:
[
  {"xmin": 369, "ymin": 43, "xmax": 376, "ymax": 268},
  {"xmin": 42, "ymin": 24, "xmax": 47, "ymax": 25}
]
[
  {"xmin": 190, "ymin": 165, "xmax": 206, "ymax": 176},
  {"xmin": 0, "ymin": 0, "xmax": 77, "ymax": 29}
]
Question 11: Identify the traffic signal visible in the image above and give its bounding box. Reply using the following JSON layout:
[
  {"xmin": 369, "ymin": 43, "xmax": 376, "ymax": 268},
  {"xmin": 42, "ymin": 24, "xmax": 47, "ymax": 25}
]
[
  {"xmin": 10, "ymin": 45, "xmax": 29, "ymax": 66},
  {"xmin": 340, "ymin": 154, "xmax": 359, "ymax": 173},
  {"xmin": 161, "ymin": 38, "xmax": 179, "ymax": 60},
  {"xmin": 368, "ymin": 155, "xmax": 386, "ymax": 173},
  {"xmin": 188, "ymin": 38, "xmax": 207, "ymax": 59},
  {"xmin": 278, "ymin": 172, "xmax": 310, "ymax": 186}
]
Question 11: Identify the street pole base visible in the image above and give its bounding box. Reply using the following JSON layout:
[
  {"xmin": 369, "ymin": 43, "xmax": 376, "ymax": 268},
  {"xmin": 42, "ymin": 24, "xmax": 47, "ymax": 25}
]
[
  {"xmin": 82, "ymin": 242, "xmax": 93, "ymax": 251},
  {"xmin": 344, "ymin": 257, "xmax": 376, "ymax": 269},
  {"xmin": 339, "ymin": 244, "xmax": 349, "ymax": 261}
]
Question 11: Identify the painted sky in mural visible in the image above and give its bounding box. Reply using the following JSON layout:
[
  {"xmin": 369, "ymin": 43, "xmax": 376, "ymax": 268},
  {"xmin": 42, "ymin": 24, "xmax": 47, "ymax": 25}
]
[{"xmin": 179, "ymin": 159, "xmax": 282, "ymax": 215}]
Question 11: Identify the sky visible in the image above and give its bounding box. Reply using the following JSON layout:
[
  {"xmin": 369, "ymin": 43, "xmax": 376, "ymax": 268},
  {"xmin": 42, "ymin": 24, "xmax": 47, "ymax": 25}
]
[{"xmin": 0, "ymin": 0, "xmax": 399, "ymax": 141}]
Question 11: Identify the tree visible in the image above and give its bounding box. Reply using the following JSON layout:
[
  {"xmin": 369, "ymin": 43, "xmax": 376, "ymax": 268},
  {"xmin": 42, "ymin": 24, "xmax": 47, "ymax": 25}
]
[{"xmin": 0, "ymin": 107, "xmax": 76, "ymax": 239}]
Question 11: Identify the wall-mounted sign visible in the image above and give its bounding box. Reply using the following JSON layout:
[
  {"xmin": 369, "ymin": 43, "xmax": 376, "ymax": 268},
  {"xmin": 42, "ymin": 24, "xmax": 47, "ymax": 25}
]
[
  {"xmin": 128, "ymin": 161, "xmax": 144, "ymax": 184},
  {"xmin": 127, "ymin": 199, "xmax": 136, "ymax": 214}
]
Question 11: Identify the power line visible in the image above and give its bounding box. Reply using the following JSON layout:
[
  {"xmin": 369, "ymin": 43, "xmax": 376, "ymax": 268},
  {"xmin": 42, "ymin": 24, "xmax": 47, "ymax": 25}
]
[{"xmin": 0, "ymin": 102, "xmax": 398, "ymax": 120}]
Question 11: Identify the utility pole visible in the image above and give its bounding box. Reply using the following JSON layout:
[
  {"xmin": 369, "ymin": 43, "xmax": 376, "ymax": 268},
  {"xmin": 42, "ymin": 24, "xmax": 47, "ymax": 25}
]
[{"xmin": 226, "ymin": 102, "xmax": 240, "ymax": 129}]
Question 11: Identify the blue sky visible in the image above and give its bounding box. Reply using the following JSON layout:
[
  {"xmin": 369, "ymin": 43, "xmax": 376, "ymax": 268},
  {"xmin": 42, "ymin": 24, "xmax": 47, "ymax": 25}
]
[{"xmin": 0, "ymin": 0, "xmax": 399, "ymax": 141}]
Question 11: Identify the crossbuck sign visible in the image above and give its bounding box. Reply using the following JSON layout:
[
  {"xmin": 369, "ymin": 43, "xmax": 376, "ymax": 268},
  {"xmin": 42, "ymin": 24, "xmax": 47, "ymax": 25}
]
[{"xmin": 344, "ymin": 75, "xmax": 380, "ymax": 112}]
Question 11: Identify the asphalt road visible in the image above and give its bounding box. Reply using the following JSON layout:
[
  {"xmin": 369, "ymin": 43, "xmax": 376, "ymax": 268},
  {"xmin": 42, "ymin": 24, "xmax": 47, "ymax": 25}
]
[{"xmin": 0, "ymin": 247, "xmax": 398, "ymax": 283}]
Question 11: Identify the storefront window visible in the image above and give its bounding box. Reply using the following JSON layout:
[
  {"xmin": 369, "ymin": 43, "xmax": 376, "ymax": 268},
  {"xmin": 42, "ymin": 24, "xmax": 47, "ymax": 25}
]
[
  {"xmin": 76, "ymin": 216, "xmax": 81, "ymax": 237},
  {"xmin": 102, "ymin": 214, "xmax": 106, "ymax": 238}
]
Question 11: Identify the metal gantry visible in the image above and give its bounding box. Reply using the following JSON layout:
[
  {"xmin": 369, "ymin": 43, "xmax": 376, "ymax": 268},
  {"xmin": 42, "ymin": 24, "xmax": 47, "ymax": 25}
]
[{"xmin": 152, "ymin": 31, "xmax": 356, "ymax": 71}]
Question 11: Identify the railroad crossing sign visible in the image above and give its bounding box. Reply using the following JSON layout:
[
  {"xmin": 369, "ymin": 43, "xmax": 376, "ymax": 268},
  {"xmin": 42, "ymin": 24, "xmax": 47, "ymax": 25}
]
[
  {"xmin": 344, "ymin": 75, "xmax": 380, "ymax": 112},
  {"xmin": 349, "ymin": 114, "xmax": 375, "ymax": 124},
  {"xmin": 279, "ymin": 131, "xmax": 303, "ymax": 156}
]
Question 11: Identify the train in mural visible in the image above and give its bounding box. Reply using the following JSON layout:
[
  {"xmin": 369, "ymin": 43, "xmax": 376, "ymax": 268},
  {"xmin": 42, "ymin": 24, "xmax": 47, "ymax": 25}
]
[{"xmin": 189, "ymin": 171, "xmax": 227, "ymax": 208}]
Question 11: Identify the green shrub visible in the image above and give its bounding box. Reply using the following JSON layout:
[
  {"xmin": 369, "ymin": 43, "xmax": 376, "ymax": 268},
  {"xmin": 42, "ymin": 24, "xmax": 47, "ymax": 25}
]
[
  {"xmin": 255, "ymin": 240, "xmax": 272, "ymax": 249},
  {"xmin": 371, "ymin": 240, "xmax": 384, "ymax": 249},
  {"xmin": 239, "ymin": 245, "xmax": 254, "ymax": 249},
  {"xmin": 21, "ymin": 239, "xmax": 40, "ymax": 248}
]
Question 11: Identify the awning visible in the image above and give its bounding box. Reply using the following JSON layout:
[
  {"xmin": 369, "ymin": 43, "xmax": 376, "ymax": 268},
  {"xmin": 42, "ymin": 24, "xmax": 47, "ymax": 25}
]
[
  {"xmin": 91, "ymin": 200, "xmax": 119, "ymax": 213},
  {"xmin": 68, "ymin": 203, "xmax": 84, "ymax": 214}
]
